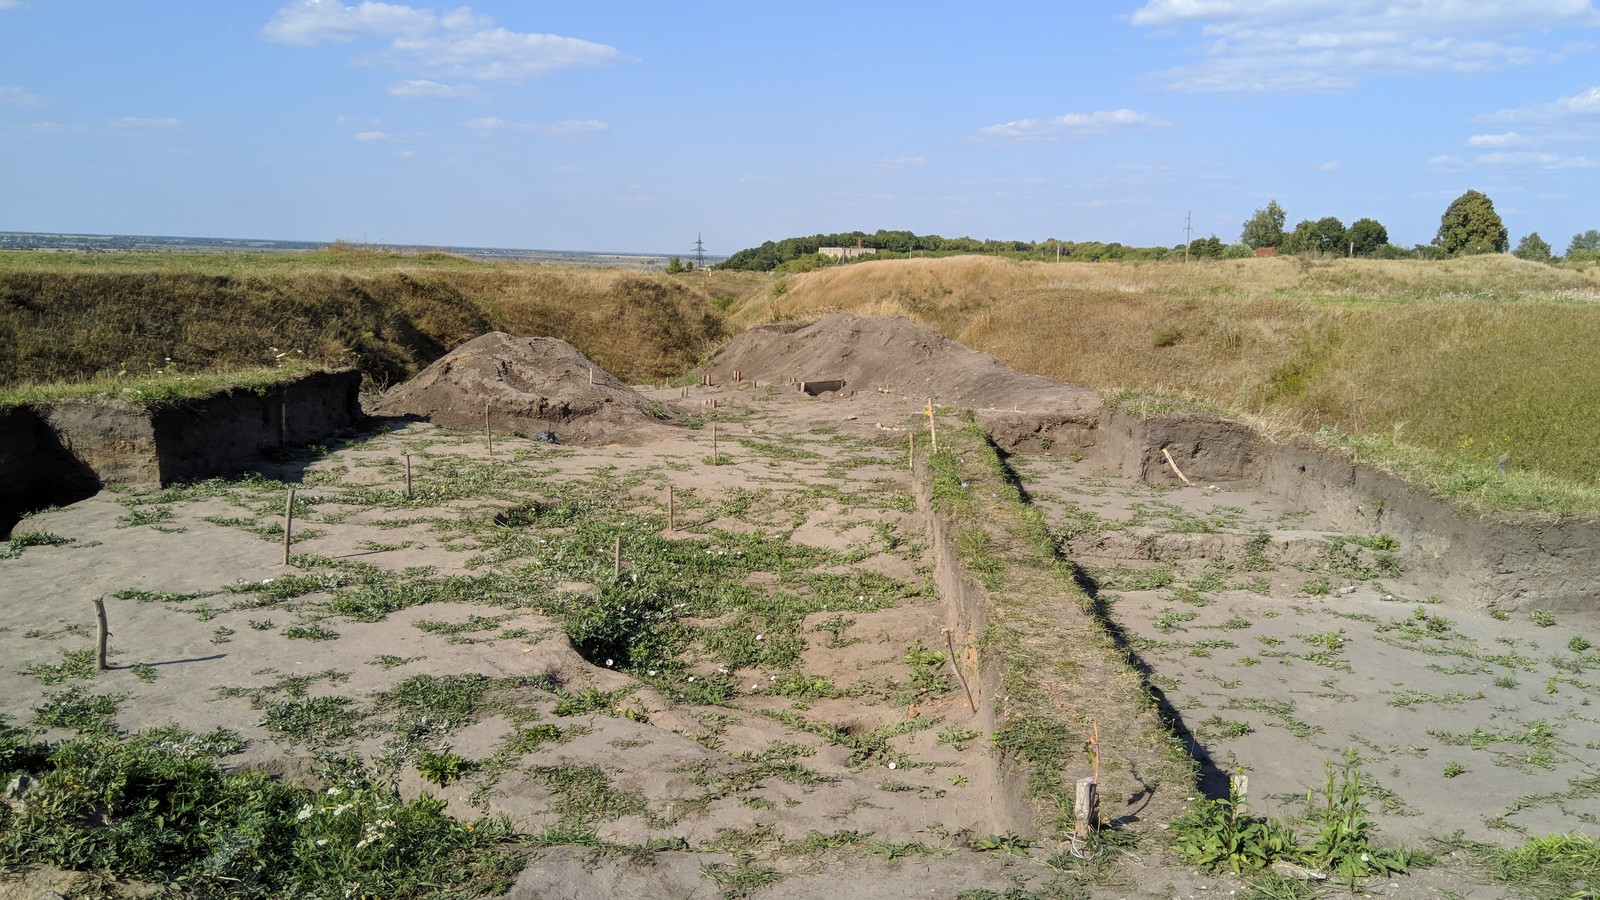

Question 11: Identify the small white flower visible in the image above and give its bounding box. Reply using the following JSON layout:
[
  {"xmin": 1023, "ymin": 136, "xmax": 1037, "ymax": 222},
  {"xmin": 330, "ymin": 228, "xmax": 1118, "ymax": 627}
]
[
  {"xmin": 769, "ymin": 675, "xmax": 777, "ymax": 682},
  {"xmin": 297, "ymin": 805, "xmax": 314, "ymax": 821},
  {"xmin": 1361, "ymin": 853, "xmax": 1370, "ymax": 862},
  {"xmin": 751, "ymin": 683, "xmax": 759, "ymax": 690},
  {"xmin": 263, "ymin": 578, "xmax": 275, "ymax": 584},
  {"xmin": 887, "ymin": 762, "xmax": 897, "ymax": 770},
  {"xmin": 718, "ymin": 667, "xmax": 729, "ymax": 674},
  {"xmin": 605, "ymin": 659, "xmax": 614, "ymax": 667},
  {"xmin": 755, "ymin": 634, "xmax": 764, "ymax": 641},
  {"xmin": 327, "ymin": 787, "xmax": 342, "ymax": 797},
  {"xmin": 648, "ymin": 670, "xmax": 658, "ymax": 676},
  {"xmin": 687, "ymin": 676, "xmax": 696, "ymax": 682},
  {"xmin": 316, "ymin": 838, "xmax": 329, "ymax": 847}
]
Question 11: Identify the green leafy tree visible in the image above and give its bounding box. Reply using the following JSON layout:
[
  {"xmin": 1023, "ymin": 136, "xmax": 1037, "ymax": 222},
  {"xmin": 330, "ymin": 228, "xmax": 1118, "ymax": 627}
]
[
  {"xmin": 1240, "ymin": 200, "xmax": 1287, "ymax": 249},
  {"xmin": 665, "ymin": 256, "xmax": 686, "ymax": 274},
  {"xmin": 1567, "ymin": 229, "xmax": 1600, "ymax": 261},
  {"xmin": 1435, "ymin": 190, "xmax": 1508, "ymax": 256},
  {"xmin": 1285, "ymin": 217, "xmax": 1346, "ymax": 255},
  {"xmin": 1513, "ymin": 232, "xmax": 1553, "ymax": 262},
  {"xmin": 1347, "ymin": 218, "xmax": 1388, "ymax": 256}
]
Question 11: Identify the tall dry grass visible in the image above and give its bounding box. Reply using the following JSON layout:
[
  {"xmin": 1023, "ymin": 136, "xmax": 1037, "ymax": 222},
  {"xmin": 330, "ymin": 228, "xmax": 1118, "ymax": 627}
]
[
  {"xmin": 732, "ymin": 254, "xmax": 1600, "ymax": 487},
  {"xmin": 0, "ymin": 253, "xmax": 733, "ymax": 391}
]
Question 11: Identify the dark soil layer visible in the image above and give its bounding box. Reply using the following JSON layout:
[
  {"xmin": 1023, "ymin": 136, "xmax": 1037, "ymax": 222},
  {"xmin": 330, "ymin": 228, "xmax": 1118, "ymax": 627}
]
[{"xmin": 0, "ymin": 369, "xmax": 359, "ymax": 535}]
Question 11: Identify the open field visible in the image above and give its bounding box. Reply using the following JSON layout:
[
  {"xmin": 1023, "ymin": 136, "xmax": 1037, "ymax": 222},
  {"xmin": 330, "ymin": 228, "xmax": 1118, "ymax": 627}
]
[{"xmin": 4, "ymin": 365, "xmax": 1598, "ymax": 897}]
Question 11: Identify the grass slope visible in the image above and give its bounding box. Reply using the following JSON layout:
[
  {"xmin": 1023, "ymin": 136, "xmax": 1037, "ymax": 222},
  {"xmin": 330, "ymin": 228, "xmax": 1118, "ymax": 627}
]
[
  {"xmin": 0, "ymin": 247, "xmax": 750, "ymax": 392},
  {"xmin": 737, "ymin": 254, "xmax": 1600, "ymax": 494}
]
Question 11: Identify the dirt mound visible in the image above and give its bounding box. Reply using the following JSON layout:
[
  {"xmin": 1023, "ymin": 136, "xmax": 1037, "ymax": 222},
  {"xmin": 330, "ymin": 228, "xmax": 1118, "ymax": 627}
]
[
  {"xmin": 366, "ymin": 332, "xmax": 674, "ymax": 445},
  {"xmin": 710, "ymin": 314, "xmax": 1099, "ymax": 413}
]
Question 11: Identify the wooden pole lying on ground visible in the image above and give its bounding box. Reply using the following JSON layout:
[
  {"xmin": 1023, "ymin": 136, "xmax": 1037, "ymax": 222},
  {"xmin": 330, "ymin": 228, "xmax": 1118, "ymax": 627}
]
[
  {"xmin": 614, "ymin": 535, "xmax": 622, "ymax": 575},
  {"xmin": 667, "ymin": 486, "xmax": 675, "ymax": 532},
  {"xmin": 944, "ymin": 629, "xmax": 977, "ymax": 713},
  {"xmin": 404, "ymin": 453, "xmax": 413, "ymax": 499},
  {"xmin": 485, "ymin": 402, "xmax": 493, "ymax": 456},
  {"xmin": 282, "ymin": 487, "xmax": 296, "ymax": 565},
  {"xmin": 92, "ymin": 597, "xmax": 109, "ymax": 671},
  {"xmin": 1161, "ymin": 448, "xmax": 1191, "ymax": 485}
]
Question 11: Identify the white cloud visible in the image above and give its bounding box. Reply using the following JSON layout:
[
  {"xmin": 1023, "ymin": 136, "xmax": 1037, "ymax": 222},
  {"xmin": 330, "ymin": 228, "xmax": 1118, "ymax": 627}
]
[
  {"xmin": 263, "ymin": 1, "xmax": 622, "ymax": 83},
  {"xmin": 1479, "ymin": 85, "xmax": 1600, "ymax": 124},
  {"xmin": 387, "ymin": 79, "xmax": 481, "ymax": 99},
  {"xmin": 466, "ymin": 117, "xmax": 607, "ymax": 139},
  {"xmin": 1426, "ymin": 154, "xmax": 1467, "ymax": 169},
  {"xmin": 1466, "ymin": 131, "xmax": 1528, "ymax": 148},
  {"xmin": 0, "ymin": 1, "xmax": 20, "ymax": 9},
  {"xmin": 0, "ymin": 85, "xmax": 41, "ymax": 106},
  {"xmin": 1129, "ymin": 1, "xmax": 1600, "ymax": 93},
  {"xmin": 977, "ymin": 109, "xmax": 1168, "ymax": 141},
  {"xmin": 110, "ymin": 117, "xmax": 181, "ymax": 129},
  {"xmin": 1475, "ymin": 150, "xmax": 1597, "ymax": 168},
  {"xmin": 876, "ymin": 155, "xmax": 927, "ymax": 173},
  {"xmin": 354, "ymin": 129, "xmax": 398, "ymax": 141},
  {"xmin": 1315, "ymin": 160, "xmax": 1341, "ymax": 171}
]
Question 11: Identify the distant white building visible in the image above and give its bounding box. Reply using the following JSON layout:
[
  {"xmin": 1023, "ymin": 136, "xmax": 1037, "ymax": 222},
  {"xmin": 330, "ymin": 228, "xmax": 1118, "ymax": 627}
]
[{"xmin": 818, "ymin": 246, "xmax": 878, "ymax": 260}]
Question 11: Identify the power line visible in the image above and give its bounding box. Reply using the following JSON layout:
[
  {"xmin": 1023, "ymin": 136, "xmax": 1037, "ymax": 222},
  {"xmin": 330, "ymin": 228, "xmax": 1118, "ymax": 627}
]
[{"xmin": 693, "ymin": 234, "xmax": 705, "ymax": 269}]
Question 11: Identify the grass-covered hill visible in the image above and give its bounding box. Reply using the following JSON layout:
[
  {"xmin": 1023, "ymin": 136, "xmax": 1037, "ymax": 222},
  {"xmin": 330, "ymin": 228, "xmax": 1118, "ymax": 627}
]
[
  {"xmin": 733, "ymin": 253, "xmax": 1600, "ymax": 501},
  {"xmin": 0, "ymin": 246, "xmax": 758, "ymax": 391}
]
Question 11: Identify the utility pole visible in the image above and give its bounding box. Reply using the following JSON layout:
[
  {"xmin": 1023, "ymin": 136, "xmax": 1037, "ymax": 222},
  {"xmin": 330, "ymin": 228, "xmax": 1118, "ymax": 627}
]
[
  {"xmin": 693, "ymin": 234, "xmax": 706, "ymax": 269},
  {"xmin": 1184, "ymin": 211, "xmax": 1192, "ymax": 263}
]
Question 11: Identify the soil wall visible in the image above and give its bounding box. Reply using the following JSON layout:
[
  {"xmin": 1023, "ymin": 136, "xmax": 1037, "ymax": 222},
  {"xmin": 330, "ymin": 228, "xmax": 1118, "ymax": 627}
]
[
  {"xmin": 915, "ymin": 459, "xmax": 1040, "ymax": 836},
  {"xmin": 0, "ymin": 370, "xmax": 360, "ymax": 534},
  {"xmin": 1077, "ymin": 408, "xmax": 1599, "ymax": 611}
]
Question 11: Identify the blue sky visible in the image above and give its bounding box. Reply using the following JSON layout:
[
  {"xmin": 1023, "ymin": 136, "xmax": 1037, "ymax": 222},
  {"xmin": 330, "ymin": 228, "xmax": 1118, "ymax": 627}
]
[{"xmin": 3, "ymin": 1, "xmax": 1598, "ymax": 255}]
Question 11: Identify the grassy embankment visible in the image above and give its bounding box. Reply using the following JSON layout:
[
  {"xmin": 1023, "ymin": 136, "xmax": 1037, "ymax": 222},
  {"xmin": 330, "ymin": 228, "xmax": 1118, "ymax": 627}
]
[
  {"xmin": 0, "ymin": 246, "xmax": 759, "ymax": 404},
  {"xmin": 738, "ymin": 254, "xmax": 1600, "ymax": 515}
]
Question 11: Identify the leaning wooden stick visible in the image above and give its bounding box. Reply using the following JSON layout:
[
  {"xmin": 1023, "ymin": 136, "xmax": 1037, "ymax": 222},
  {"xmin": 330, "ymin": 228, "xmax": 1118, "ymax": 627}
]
[
  {"xmin": 614, "ymin": 535, "xmax": 622, "ymax": 575},
  {"xmin": 927, "ymin": 399, "xmax": 938, "ymax": 453},
  {"xmin": 92, "ymin": 596, "xmax": 109, "ymax": 671},
  {"xmin": 485, "ymin": 402, "xmax": 493, "ymax": 456},
  {"xmin": 944, "ymin": 629, "xmax": 977, "ymax": 713},
  {"xmin": 667, "ymin": 485, "xmax": 675, "ymax": 532},
  {"xmin": 404, "ymin": 453, "xmax": 413, "ymax": 500},
  {"xmin": 908, "ymin": 431, "xmax": 915, "ymax": 472},
  {"xmin": 1161, "ymin": 448, "xmax": 1191, "ymax": 485},
  {"xmin": 282, "ymin": 487, "xmax": 296, "ymax": 565}
]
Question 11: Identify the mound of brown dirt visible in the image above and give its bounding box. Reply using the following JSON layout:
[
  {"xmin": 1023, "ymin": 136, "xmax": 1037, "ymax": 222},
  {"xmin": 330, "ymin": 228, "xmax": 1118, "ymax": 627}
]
[
  {"xmin": 711, "ymin": 313, "xmax": 1100, "ymax": 414},
  {"xmin": 366, "ymin": 332, "xmax": 675, "ymax": 445}
]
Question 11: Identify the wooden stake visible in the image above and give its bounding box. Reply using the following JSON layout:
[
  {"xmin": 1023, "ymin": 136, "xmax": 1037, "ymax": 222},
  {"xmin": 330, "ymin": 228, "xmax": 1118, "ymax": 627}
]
[
  {"xmin": 908, "ymin": 431, "xmax": 915, "ymax": 471},
  {"xmin": 485, "ymin": 402, "xmax": 493, "ymax": 456},
  {"xmin": 282, "ymin": 487, "xmax": 296, "ymax": 565},
  {"xmin": 944, "ymin": 629, "xmax": 977, "ymax": 713},
  {"xmin": 710, "ymin": 421, "xmax": 718, "ymax": 464},
  {"xmin": 667, "ymin": 486, "xmax": 675, "ymax": 532},
  {"xmin": 927, "ymin": 399, "xmax": 938, "ymax": 453},
  {"xmin": 404, "ymin": 453, "xmax": 413, "ymax": 499},
  {"xmin": 613, "ymin": 535, "xmax": 622, "ymax": 575},
  {"xmin": 589, "ymin": 365, "xmax": 594, "ymax": 384},
  {"xmin": 1074, "ymin": 778, "xmax": 1099, "ymax": 839},
  {"xmin": 1161, "ymin": 448, "xmax": 1192, "ymax": 485},
  {"xmin": 92, "ymin": 596, "xmax": 109, "ymax": 671}
]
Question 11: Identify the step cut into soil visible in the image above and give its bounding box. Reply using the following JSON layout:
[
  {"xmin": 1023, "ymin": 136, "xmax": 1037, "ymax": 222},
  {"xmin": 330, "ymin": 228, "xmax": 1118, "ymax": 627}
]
[{"xmin": 366, "ymin": 332, "xmax": 675, "ymax": 446}]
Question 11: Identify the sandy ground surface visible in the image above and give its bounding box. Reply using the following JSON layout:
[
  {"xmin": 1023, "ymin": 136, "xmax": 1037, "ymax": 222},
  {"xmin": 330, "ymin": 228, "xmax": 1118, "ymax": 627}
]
[{"xmin": 1, "ymin": 378, "xmax": 1578, "ymax": 897}]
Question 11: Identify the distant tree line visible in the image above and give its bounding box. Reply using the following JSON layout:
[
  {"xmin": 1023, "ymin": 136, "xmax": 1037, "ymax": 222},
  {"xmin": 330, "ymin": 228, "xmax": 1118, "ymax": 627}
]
[
  {"xmin": 717, "ymin": 230, "xmax": 1189, "ymax": 272},
  {"xmin": 720, "ymin": 192, "xmax": 1599, "ymax": 272}
]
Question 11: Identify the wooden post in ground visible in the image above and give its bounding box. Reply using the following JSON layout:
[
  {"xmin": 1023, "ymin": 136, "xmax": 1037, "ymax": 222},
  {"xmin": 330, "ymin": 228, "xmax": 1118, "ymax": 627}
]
[
  {"xmin": 282, "ymin": 487, "xmax": 296, "ymax": 565},
  {"xmin": 1074, "ymin": 778, "xmax": 1099, "ymax": 839},
  {"xmin": 485, "ymin": 402, "xmax": 493, "ymax": 456},
  {"xmin": 613, "ymin": 535, "xmax": 622, "ymax": 575},
  {"xmin": 667, "ymin": 486, "xmax": 675, "ymax": 532},
  {"xmin": 404, "ymin": 453, "xmax": 413, "ymax": 500},
  {"xmin": 927, "ymin": 399, "xmax": 938, "ymax": 453},
  {"xmin": 92, "ymin": 597, "xmax": 109, "ymax": 671},
  {"xmin": 589, "ymin": 366, "xmax": 594, "ymax": 384},
  {"xmin": 710, "ymin": 421, "xmax": 718, "ymax": 464},
  {"xmin": 908, "ymin": 431, "xmax": 915, "ymax": 472}
]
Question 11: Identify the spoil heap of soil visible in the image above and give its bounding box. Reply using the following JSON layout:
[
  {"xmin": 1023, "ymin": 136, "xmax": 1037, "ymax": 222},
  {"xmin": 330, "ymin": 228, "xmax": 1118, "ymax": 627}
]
[
  {"xmin": 366, "ymin": 332, "xmax": 675, "ymax": 445},
  {"xmin": 711, "ymin": 313, "xmax": 1099, "ymax": 414}
]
